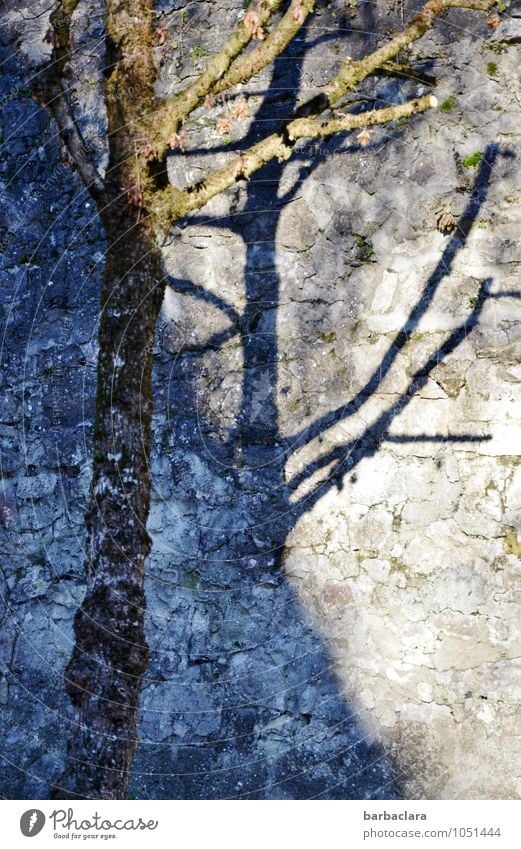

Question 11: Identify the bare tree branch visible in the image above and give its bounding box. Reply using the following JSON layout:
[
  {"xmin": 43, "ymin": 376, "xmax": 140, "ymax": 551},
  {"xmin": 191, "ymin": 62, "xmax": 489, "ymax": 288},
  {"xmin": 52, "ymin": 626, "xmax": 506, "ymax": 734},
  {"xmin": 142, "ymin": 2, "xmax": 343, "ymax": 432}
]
[
  {"xmin": 325, "ymin": 0, "xmax": 497, "ymax": 106},
  {"xmin": 149, "ymin": 0, "xmax": 496, "ymax": 171},
  {"xmin": 40, "ymin": 0, "xmax": 106, "ymax": 201},
  {"xmin": 287, "ymin": 93, "xmax": 438, "ymax": 139},
  {"xmin": 151, "ymin": 94, "xmax": 438, "ymax": 230},
  {"xmin": 212, "ymin": 0, "xmax": 315, "ymax": 96},
  {"xmin": 148, "ymin": 0, "xmax": 287, "ymax": 159},
  {"xmin": 148, "ymin": 0, "xmax": 496, "ymax": 230}
]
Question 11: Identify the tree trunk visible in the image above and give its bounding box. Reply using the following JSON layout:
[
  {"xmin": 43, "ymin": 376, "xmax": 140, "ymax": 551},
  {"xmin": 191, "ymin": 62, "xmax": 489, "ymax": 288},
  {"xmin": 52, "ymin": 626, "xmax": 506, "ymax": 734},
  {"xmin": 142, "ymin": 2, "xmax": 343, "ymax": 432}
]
[{"xmin": 50, "ymin": 214, "xmax": 164, "ymax": 799}]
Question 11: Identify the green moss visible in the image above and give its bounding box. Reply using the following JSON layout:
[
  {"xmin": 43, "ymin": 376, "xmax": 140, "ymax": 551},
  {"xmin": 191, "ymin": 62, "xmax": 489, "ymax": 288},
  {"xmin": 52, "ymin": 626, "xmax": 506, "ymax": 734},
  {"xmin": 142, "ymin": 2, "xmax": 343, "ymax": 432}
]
[
  {"xmin": 439, "ymin": 95, "xmax": 457, "ymax": 112},
  {"xmin": 486, "ymin": 61, "xmax": 498, "ymax": 77},
  {"xmin": 462, "ymin": 152, "xmax": 483, "ymax": 168},
  {"xmin": 190, "ymin": 45, "xmax": 210, "ymax": 63},
  {"xmin": 320, "ymin": 331, "xmax": 336, "ymax": 343},
  {"xmin": 497, "ymin": 455, "xmax": 521, "ymax": 468},
  {"xmin": 504, "ymin": 527, "xmax": 521, "ymax": 558},
  {"xmin": 389, "ymin": 558, "xmax": 410, "ymax": 576},
  {"xmin": 354, "ymin": 234, "xmax": 374, "ymax": 261},
  {"xmin": 487, "ymin": 41, "xmax": 507, "ymax": 54}
]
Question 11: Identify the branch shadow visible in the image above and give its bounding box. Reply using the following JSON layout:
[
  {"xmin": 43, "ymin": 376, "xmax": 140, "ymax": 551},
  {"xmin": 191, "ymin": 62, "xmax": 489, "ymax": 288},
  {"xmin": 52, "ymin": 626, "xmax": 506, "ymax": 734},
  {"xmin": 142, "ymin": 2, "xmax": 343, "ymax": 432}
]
[
  {"xmin": 135, "ymin": 45, "xmax": 508, "ymax": 802},
  {"xmin": 136, "ymin": 27, "xmax": 402, "ymax": 801}
]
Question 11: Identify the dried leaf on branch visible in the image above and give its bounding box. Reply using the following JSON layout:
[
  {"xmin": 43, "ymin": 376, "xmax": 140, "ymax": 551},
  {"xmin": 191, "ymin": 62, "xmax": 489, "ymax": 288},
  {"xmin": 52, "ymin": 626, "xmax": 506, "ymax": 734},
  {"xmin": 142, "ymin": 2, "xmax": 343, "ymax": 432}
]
[
  {"xmin": 231, "ymin": 95, "xmax": 250, "ymax": 120},
  {"xmin": 216, "ymin": 115, "xmax": 234, "ymax": 135},
  {"xmin": 168, "ymin": 129, "xmax": 188, "ymax": 150},
  {"xmin": 244, "ymin": 8, "xmax": 266, "ymax": 40},
  {"xmin": 357, "ymin": 127, "xmax": 372, "ymax": 147}
]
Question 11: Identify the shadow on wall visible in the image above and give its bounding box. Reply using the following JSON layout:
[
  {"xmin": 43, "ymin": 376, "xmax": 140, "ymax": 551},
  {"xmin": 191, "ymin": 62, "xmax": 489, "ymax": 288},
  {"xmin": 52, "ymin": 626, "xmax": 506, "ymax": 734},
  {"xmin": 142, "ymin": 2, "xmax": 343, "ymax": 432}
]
[
  {"xmin": 132, "ymin": 30, "xmax": 505, "ymax": 797},
  {"xmin": 0, "ymin": 4, "xmax": 511, "ymax": 800}
]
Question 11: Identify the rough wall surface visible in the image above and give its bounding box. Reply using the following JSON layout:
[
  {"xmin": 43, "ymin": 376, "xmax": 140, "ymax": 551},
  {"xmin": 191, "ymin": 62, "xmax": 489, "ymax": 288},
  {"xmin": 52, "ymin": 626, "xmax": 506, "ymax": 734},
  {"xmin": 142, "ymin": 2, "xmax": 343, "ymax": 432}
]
[{"xmin": 0, "ymin": 0, "xmax": 520, "ymax": 799}]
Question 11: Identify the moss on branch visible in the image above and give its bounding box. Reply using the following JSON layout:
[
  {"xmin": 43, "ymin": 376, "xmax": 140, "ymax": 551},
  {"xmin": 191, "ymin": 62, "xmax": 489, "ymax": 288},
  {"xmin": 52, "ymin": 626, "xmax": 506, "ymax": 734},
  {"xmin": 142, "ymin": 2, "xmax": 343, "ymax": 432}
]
[
  {"xmin": 151, "ymin": 94, "xmax": 439, "ymax": 233},
  {"xmin": 149, "ymin": 0, "xmax": 496, "ymax": 166},
  {"xmin": 326, "ymin": 0, "xmax": 497, "ymax": 105},
  {"xmin": 41, "ymin": 0, "xmax": 106, "ymax": 200},
  {"xmin": 149, "ymin": 0, "xmax": 285, "ymax": 159},
  {"xmin": 288, "ymin": 94, "xmax": 438, "ymax": 139},
  {"xmin": 213, "ymin": 0, "xmax": 316, "ymax": 95},
  {"xmin": 150, "ymin": 0, "xmax": 498, "ymax": 233},
  {"xmin": 104, "ymin": 0, "xmax": 158, "ymax": 207}
]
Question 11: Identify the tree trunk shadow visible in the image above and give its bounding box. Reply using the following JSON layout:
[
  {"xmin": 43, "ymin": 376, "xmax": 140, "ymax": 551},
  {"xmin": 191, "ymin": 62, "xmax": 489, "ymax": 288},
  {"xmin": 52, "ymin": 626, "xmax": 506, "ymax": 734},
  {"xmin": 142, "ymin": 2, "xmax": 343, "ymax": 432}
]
[{"xmin": 132, "ymin": 34, "xmax": 406, "ymax": 800}]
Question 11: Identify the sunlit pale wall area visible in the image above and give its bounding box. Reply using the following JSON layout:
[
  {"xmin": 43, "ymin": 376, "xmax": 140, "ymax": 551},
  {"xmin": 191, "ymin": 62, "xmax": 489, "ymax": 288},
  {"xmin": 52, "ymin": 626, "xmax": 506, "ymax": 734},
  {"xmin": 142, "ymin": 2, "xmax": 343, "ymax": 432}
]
[{"xmin": 282, "ymin": 186, "xmax": 521, "ymax": 799}]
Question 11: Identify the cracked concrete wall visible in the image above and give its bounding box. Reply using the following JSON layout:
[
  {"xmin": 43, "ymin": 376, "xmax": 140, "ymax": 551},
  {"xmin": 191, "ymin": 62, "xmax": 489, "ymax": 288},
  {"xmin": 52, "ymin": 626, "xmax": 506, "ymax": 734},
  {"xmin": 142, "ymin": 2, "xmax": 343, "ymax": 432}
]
[{"xmin": 1, "ymin": 0, "xmax": 520, "ymax": 799}]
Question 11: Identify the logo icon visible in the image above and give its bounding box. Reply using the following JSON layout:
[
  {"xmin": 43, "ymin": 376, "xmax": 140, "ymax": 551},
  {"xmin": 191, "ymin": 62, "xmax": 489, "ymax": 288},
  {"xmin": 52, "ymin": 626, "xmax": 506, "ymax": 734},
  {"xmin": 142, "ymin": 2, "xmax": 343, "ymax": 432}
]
[{"xmin": 20, "ymin": 810, "xmax": 46, "ymax": 837}]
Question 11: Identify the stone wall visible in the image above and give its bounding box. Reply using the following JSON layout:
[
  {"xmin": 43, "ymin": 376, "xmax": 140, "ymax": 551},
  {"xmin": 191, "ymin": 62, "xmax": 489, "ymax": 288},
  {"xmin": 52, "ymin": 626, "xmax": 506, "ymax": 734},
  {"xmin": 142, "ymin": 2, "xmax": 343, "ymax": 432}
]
[{"xmin": 1, "ymin": 0, "xmax": 520, "ymax": 799}]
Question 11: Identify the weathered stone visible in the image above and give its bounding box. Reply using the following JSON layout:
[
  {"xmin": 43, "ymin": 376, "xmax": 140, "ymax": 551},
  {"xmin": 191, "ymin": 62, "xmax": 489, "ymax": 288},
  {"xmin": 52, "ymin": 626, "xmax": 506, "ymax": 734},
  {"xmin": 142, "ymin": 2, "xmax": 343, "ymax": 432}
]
[{"xmin": 1, "ymin": 0, "xmax": 520, "ymax": 803}]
